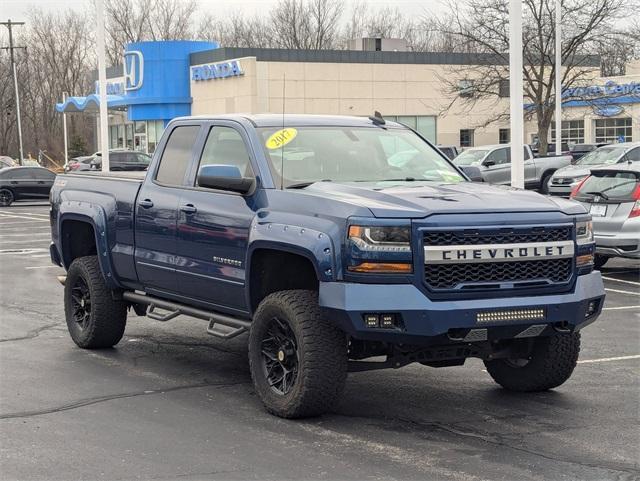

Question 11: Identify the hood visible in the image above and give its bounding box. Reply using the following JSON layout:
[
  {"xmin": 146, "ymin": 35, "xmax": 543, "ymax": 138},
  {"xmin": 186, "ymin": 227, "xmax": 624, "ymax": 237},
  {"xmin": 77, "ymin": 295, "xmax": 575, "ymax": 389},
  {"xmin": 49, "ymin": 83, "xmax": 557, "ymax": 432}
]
[
  {"xmin": 301, "ymin": 181, "xmax": 585, "ymax": 218},
  {"xmin": 553, "ymin": 163, "xmax": 607, "ymax": 178}
]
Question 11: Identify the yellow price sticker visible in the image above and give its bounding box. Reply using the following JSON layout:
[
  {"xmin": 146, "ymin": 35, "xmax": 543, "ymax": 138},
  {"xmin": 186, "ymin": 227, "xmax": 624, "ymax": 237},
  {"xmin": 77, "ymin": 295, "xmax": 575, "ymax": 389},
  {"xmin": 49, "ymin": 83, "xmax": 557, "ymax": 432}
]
[{"xmin": 266, "ymin": 128, "xmax": 298, "ymax": 150}]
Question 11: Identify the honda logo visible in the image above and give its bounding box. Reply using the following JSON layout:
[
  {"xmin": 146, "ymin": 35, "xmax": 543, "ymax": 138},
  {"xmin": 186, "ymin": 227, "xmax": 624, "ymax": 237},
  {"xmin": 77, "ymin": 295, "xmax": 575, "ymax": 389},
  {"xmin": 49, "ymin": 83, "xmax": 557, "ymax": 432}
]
[{"xmin": 123, "ymin": 51, "xmax": 144, "ymax": 91}]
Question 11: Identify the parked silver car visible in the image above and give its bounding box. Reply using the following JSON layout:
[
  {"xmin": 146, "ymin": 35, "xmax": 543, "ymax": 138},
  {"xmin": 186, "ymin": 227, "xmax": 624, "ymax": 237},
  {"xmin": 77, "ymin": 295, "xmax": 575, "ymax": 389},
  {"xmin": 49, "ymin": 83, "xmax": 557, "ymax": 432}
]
[
  {"xmin": 570, "ymin": 162, "xmax": 640, "ymax": 269},
  {"xmin": 453, "ymin": 144, "xmax": 572, "ymax": 192},
  {"xmin": 549, "ymin": 142, "xmax": 640, "ymax": 197}
]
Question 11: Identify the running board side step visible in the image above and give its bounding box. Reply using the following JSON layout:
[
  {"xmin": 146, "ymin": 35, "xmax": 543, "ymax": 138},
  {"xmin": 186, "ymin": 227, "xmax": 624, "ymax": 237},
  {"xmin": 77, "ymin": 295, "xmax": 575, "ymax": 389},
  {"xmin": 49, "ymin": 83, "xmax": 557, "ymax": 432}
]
[{"xmin": 122, "ymin": 292, "xmax": 251, "ymax": 339}]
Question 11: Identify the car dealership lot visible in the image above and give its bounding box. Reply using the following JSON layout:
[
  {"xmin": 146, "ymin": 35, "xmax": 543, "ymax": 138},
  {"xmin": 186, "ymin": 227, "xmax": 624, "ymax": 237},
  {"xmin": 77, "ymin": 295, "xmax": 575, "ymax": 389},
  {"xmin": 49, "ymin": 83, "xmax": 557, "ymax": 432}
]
[{"xmin": 1, "ymin": 202, "xmax": 638, "ymax": 481}]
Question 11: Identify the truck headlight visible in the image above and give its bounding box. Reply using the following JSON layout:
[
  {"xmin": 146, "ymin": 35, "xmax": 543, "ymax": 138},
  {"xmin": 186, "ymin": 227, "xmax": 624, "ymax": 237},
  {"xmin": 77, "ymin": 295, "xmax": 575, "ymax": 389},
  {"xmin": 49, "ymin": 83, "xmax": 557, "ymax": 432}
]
[
  {"xmin": 347, "ymin": 225, "xmax": 412, "ymax": 273},
  {"xmin": 576, "ymin": 220, "xmax": 594, "ymax": 246}
]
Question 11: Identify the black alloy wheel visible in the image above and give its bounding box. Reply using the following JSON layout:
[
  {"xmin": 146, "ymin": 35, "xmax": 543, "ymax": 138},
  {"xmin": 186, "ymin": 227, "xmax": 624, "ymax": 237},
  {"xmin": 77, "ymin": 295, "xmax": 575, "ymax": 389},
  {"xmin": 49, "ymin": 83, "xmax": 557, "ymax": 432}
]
[
  {"xmin": 0, "ymin": 189, "xmax": 14, "ymax": 207},
  {"xmin": 261, "ymin": 317, "xmax": 300, "ymax": 395},
  {"xmin": 70, "ymin": 276, "xmax": 92, "ymax": 330}
]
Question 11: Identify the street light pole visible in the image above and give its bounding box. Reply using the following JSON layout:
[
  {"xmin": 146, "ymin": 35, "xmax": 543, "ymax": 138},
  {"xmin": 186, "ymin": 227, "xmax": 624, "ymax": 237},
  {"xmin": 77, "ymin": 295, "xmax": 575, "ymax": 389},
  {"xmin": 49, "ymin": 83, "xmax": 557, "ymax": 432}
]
[
  {"xmin": 95, "ymin": 0, "xmax": 110, "ymax": 172},
  {"xmin": 1, "ymin": 19, "xmax": 26, "ymax": 165},
  {"xmin": 62, "ymin": 92, "xmax": 69, "ymax": 165},
  {"xmin": 509, "ymin": 0, "xmax": 524, "ymax": 189},
  {"xmin": 555, "ymin": 0, "xmax": 562, "ymax": 156}
]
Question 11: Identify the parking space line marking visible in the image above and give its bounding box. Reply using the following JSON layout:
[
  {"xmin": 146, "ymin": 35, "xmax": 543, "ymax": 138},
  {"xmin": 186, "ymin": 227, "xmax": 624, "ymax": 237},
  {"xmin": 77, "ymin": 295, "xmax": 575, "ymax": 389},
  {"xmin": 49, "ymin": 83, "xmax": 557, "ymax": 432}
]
[
  {"xmin": 0, "ymin": 248, "xmax": 47, "ymax": 254},
  {"xmin": 0, "ymin": 213, "xmax": 48, "ymax": 222},
  {"xmin": 0, "ymin": 233, "xmax": 51, "ymax": 237},
  {"xmin": 578, "ymin": 355, "xmax": 640, "ymax": 364},
  {"xmin": 0, "ymin": 221, "xmax": 49, "ymax": 226},
  {"xmin": 0, "ymin": 210, "xmax": 49, "ymax": 216},
  {"xmin": 25, "ymin": 265, "xmax": 59, "ymax": 269},
  {"xmin": 603, "ymin": 305, "xmax": 640, "ymax": 310},
  {"xmin": 30, "ymin": 254, "xmax": 52, "ymax": 258},
  {"xmin": 602, "ymin": 276, "xmax": 640, "ymax": 287},
  {"xmin": 605, "ymin": 287, "xmax": 640, "ymax": 296}
]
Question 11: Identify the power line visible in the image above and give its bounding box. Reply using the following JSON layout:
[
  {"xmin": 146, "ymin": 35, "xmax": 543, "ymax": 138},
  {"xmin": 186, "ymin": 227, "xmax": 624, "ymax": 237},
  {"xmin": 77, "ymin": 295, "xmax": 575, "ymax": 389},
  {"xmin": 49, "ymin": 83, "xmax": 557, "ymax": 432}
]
[{"xmin": 1, "ymin": 19, "xmax": 26, "ymax": 165}]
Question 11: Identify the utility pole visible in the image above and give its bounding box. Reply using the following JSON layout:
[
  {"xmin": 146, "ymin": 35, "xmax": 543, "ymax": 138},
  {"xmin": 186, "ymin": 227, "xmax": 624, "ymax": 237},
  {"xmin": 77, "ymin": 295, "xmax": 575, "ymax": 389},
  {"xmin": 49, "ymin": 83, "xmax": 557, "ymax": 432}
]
[
  {"xmin": 554, "ymin": 0, "xmax": 562, "ymax": 157},
  {"xmin": 509, "ymin": 0, "xmax": 524, "ymax": 189},
  {"xmin": 1, "ymin": 20, "xmax": 26, "ymax": 165},
  {"xmin": 95, "ymin": 0, "xmax": 110, "ymax": 172}
]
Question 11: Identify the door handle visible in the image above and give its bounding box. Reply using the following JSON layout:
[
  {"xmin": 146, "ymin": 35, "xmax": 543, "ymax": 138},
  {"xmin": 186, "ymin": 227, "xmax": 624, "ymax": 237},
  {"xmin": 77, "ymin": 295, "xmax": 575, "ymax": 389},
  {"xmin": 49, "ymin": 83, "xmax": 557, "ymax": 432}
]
[
  {"xmin": 139, "ymin": 199, "xmax": 154, "ymax": 209},
  {"xmin": 37, "ymin": 181, "xmax": 45, "ymax": 184},
  {"xmin": 10, "ymin": 181, "xmax": 18, "ymax": 184},
  {"xmin": 180, "ymin": 203, "xmax": 197, "ymax": 214}
]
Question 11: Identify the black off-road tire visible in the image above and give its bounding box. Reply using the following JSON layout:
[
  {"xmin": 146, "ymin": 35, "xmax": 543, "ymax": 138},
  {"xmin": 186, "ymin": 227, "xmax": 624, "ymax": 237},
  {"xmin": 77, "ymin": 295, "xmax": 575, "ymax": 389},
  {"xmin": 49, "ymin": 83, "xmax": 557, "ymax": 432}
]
[
  {"xmin": 64, "ymin": 256, "xmax": 127, "ymax": 349},
  {"xmin": 248, "ymin": 290, "xmax": 348, "ymax": 418},
  {"xmin": 0, "ymin": 188, "xmax": 14, "ymax": 207},
  {"xmin": 484, "ymin": 333, "xmax": 580, "ymax": 392},
  {"xmin": 594, "ymin": 255, "xmax": 609, "ymax": 270}
]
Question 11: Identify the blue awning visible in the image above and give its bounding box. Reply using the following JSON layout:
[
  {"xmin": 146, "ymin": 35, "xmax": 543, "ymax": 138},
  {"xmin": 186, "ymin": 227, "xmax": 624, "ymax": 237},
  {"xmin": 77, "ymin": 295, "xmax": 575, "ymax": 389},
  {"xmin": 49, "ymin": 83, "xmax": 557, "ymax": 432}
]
[{"xmin": 55, "ymin": 94, "xmax": 129, "ymax": 113}]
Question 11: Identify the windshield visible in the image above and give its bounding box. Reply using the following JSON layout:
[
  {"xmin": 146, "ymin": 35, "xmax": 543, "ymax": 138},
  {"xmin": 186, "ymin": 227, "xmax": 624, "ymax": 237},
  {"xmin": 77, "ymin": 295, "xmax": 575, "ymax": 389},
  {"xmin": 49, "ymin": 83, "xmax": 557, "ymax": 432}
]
[
  {"xmin": 452, "ymin": 149, "xmax": 489, "ymax": 166},
  {"xmin": 576, "ymin": 171, "xmax": 639, "ymax": 200},
  {"xmin": 257, "ymin": 126, "xmax": 465, "ymax": 187},
  {"xmin": 578, "ymin": 146, "xmax": 627, "ymax": 166}
]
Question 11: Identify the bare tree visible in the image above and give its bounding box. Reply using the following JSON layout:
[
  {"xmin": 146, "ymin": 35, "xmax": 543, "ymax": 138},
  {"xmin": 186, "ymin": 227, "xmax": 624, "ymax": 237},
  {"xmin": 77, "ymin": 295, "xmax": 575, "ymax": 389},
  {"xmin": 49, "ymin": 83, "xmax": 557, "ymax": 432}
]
[
  {"xmin": 105, "ymin": 0, "xmax": 197, "ymax": 65},
  {"xmin": 0, "ymin": 9, "xmax": 95, "ymax": 161},
  {"xmin": 198, "ymin": 11, "xmax": 273, "ymax": 48},
  {"xmin": 270, "ymin": 0, "xmax": 344, "ymax": 50},
  {"xmin": 438, "ymin": 0, "xmax": 625, "ymax": 154}
]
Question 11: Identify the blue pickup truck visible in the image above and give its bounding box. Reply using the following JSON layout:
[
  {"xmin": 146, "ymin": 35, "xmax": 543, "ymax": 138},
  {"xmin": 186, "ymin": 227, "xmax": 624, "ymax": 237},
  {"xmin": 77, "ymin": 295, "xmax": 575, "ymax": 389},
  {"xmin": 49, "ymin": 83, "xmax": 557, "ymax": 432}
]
[{"xmin": 50, "ymin": 114, "xmax": 605, "ymax": 418}]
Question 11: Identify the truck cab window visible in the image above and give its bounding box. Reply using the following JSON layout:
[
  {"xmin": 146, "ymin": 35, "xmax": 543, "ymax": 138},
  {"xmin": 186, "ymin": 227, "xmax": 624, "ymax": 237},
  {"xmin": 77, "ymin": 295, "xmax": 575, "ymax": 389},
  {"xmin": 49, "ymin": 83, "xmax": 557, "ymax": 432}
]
[
  {"xmin": 198, "ymin": 126, "xmax": 253, "ymax": 178},
  {"xmin": 486, "ymin": 148, "xmax": 509, "ymax": 165},
  {"xmin": 155, "ymin": 126, "xmax": 200, "ymax": 185}
]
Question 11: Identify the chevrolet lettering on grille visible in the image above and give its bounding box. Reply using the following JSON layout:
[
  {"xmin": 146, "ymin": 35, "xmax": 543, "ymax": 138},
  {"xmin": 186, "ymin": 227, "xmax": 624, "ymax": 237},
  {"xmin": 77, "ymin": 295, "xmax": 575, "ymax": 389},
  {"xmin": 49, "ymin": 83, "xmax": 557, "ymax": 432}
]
[{"xmin": 424, "ymin": 241, "xmax": 574, "ymax": 264}]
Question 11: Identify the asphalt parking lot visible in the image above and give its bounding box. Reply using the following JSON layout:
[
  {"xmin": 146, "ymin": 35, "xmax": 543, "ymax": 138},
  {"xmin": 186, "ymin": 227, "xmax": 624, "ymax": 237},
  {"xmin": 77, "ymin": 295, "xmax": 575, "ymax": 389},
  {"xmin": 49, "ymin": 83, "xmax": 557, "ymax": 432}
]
[{"xmin": 1, "ymin": 202, "xmax": 638, "ymax": 481}]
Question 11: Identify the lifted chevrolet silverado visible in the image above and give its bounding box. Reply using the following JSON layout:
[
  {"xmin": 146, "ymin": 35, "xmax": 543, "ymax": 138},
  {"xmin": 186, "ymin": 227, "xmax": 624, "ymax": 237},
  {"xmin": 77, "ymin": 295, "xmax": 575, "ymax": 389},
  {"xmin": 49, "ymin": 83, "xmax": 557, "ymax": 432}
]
[{"xmin": 50, "ymin": 114, "xmax": 605, "ymax": 418}]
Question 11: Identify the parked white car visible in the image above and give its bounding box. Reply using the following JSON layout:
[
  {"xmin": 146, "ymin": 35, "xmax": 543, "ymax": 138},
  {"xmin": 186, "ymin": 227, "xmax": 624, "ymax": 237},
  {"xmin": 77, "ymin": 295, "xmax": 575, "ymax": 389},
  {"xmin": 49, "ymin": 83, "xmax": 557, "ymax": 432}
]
[{"xmin": 548, "ymin": 142, "xmax": 640, "ymax": 197}]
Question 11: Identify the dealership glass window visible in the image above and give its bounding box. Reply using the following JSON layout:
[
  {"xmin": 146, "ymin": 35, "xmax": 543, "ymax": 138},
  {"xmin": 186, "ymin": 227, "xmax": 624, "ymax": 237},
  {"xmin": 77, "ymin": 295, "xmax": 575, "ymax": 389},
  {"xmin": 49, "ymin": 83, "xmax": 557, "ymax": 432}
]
[
  {"xmin": 551, "ymin": 120, "xmax": 584, "ymax": 144},
  {"xmin": 147, "ymin": 120, "xmax": 165, "ymax": 154},
  {"xmin": 499, "ymin": 128, "xmax": 510, "ymax": 144},
  {"xmin": 498, "ymin": 80, "xmax": 510, "ymax": 98},
  {"xmin": 135, "ymin": 121, "xmax": 146, "ymax": 134},
  {"xmin": 460, "ymin": 129, "xmax": 474, "ymax": 147},
  {"xmin": 125, "ymin": 124, "xmax": 134, "ymax": 150},
  {"xmin": 594, "ymin": 118, "xmax": 633, "ymax": 143},
  {"xmin": 386, "ymin": 116, "xmax": 437, "ymax": 143}
]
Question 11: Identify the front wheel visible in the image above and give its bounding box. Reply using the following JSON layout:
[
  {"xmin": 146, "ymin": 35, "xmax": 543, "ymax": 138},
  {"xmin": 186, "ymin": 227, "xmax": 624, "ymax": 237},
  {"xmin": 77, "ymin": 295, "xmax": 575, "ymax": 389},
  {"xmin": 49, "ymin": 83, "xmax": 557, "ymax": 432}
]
[
  {"xmin": 485, "ymin": 333, "xmax": 580, "ymax": 392},
  {"xmin": 594, "ymin": 254, "xmax": 609, "ymax": 270},
  {"xmin": 248, "ymin": 290, "xmax": 348, "ymax": 418},
  {"xmin": 0, "ymin": 188, "xmax": 14, "ymax": 206},
  {"xmin": 540, "ymin": 173, "xmax": 553, "ymax": 194},
  {"xmin": 64, "ymin": 256, "xmax": 127, "ymax": 349}
]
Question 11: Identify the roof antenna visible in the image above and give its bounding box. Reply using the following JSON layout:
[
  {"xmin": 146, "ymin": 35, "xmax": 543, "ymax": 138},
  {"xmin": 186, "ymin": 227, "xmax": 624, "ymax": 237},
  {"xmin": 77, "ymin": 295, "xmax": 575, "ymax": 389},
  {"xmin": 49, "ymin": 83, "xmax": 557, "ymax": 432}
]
[
  {"xmin": 369, "ymin": 110, "xmax": 385, "ymax": 125},
  {"xmin": 280, "ymin": 73, "xmax": 286, "ymax": 190}
]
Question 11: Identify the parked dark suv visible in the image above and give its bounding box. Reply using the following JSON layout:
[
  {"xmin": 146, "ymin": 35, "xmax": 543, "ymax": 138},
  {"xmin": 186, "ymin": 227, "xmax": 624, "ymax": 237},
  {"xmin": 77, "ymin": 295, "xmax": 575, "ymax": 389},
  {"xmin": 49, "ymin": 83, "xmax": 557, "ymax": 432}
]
[
  {"xmin": 90, "ymin": 151, "xmax": 152, "ymax": 171},
  {"xmin": 0, "ymin": 166, "xmax": 56, "ymax": 206}
]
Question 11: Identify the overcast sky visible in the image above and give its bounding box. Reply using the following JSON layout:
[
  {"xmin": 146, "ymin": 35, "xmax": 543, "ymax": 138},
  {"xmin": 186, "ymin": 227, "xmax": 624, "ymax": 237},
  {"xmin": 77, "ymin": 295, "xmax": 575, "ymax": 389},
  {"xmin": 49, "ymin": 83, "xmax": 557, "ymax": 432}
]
[{"xmin": 2, "ymin": 0, "xmax": 444, "ymax": 23}]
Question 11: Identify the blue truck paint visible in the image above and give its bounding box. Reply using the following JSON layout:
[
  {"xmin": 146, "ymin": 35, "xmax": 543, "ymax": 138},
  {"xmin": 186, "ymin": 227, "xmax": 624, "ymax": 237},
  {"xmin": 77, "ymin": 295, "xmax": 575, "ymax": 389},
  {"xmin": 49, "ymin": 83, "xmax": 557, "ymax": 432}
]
[{"xmin": 50, "ymin": 114, "xmax": 605, "ymax": 344}]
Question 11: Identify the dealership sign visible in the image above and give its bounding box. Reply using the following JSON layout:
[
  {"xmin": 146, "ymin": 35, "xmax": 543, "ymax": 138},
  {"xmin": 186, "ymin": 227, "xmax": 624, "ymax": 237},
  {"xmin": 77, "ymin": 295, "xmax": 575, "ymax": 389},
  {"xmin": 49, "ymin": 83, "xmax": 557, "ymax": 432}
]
[
  {"xmin": 95, "ymin": 80, "xmax": 125, "ymax": 96},
  {"xmin": 123, "ymin": 50, "xmax": 144, "ymax": 91},
  {"xmin": 191, "ymin": 60, "xmax": 244, "ymax": 81},
  {"xmin": 563, "ymin": 80, "xmax": 640, "ymax": 99}
]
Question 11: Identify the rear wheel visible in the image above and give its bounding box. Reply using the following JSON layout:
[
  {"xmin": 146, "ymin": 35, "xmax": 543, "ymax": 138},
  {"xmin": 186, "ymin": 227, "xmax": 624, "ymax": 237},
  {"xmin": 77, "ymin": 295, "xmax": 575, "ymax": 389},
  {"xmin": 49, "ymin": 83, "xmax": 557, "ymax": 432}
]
[
  {"xmin": 594, "ymin": 254, "xmax": 608, "ymax": 270},
  {"xmin": 485, "ymin": 333, "xmax": 580, "ymax": 392},
  {"xmin": 248, "ymin": 290, "xmax": 347, "ymax": 418},
  {"xmin": 0, "ymin": 188, "xmax": 14, "ymax": 206},
  {"xmin": 64, "ymin": 256, "xmax": 127, "ymax": 348}
]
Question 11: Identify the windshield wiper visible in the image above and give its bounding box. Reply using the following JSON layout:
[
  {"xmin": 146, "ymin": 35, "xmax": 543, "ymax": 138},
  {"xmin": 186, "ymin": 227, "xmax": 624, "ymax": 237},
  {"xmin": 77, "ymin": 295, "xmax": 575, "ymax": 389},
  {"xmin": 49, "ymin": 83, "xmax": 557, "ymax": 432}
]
[
  {"xmin": 584, "ymin": 191, "xmax": 609, "ymax": 200},
  {"xmin": 286, "ymin": 179, "xmax": 332, "ymax": 189}
]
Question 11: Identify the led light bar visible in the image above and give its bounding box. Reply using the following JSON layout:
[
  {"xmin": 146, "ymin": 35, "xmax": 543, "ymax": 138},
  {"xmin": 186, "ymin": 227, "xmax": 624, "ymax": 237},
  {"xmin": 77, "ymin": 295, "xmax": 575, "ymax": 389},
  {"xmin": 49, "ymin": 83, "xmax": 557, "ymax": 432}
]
[{"xmin": 476, "ymin": 308, "xmax": 545, "ymax": 324}]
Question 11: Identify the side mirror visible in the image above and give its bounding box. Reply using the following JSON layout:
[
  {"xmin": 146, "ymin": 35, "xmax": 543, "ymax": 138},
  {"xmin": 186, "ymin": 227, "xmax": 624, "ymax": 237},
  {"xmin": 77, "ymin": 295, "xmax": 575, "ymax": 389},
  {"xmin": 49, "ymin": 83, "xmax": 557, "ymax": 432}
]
[
  {"xmin": 197, "ymin": 164, "xmax": 254, "ymax": 194},
  {"xmin": 483, "ymin": 160, "xmax": 496, "ymax": 167},
  {"xmin": 458, "ymin": 165, "xmax": 484, "ymax": 182}
]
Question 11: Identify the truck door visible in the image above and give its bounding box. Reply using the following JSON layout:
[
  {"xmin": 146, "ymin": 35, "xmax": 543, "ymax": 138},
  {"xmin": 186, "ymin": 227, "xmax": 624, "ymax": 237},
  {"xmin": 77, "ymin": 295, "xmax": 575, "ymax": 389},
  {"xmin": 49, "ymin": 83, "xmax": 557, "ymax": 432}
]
[
  {"xmin": 134, "ymin": 124, "xmax": 201, "ymax": 295},
  {"xmin": 174, "ymin": 122, "xmax": 256, "ymax": 315},
  {"xmin": 481, "ymin": 147, "xmax": 510, "ymax": 184}
]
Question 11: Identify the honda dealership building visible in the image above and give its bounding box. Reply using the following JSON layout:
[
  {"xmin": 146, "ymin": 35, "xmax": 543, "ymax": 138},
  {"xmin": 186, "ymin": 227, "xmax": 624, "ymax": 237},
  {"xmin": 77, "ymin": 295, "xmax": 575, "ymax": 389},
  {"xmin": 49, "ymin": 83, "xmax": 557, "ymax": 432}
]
[{"xmin": 57, "ymin": 40, "xmax": 640, "ymax": 154}]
